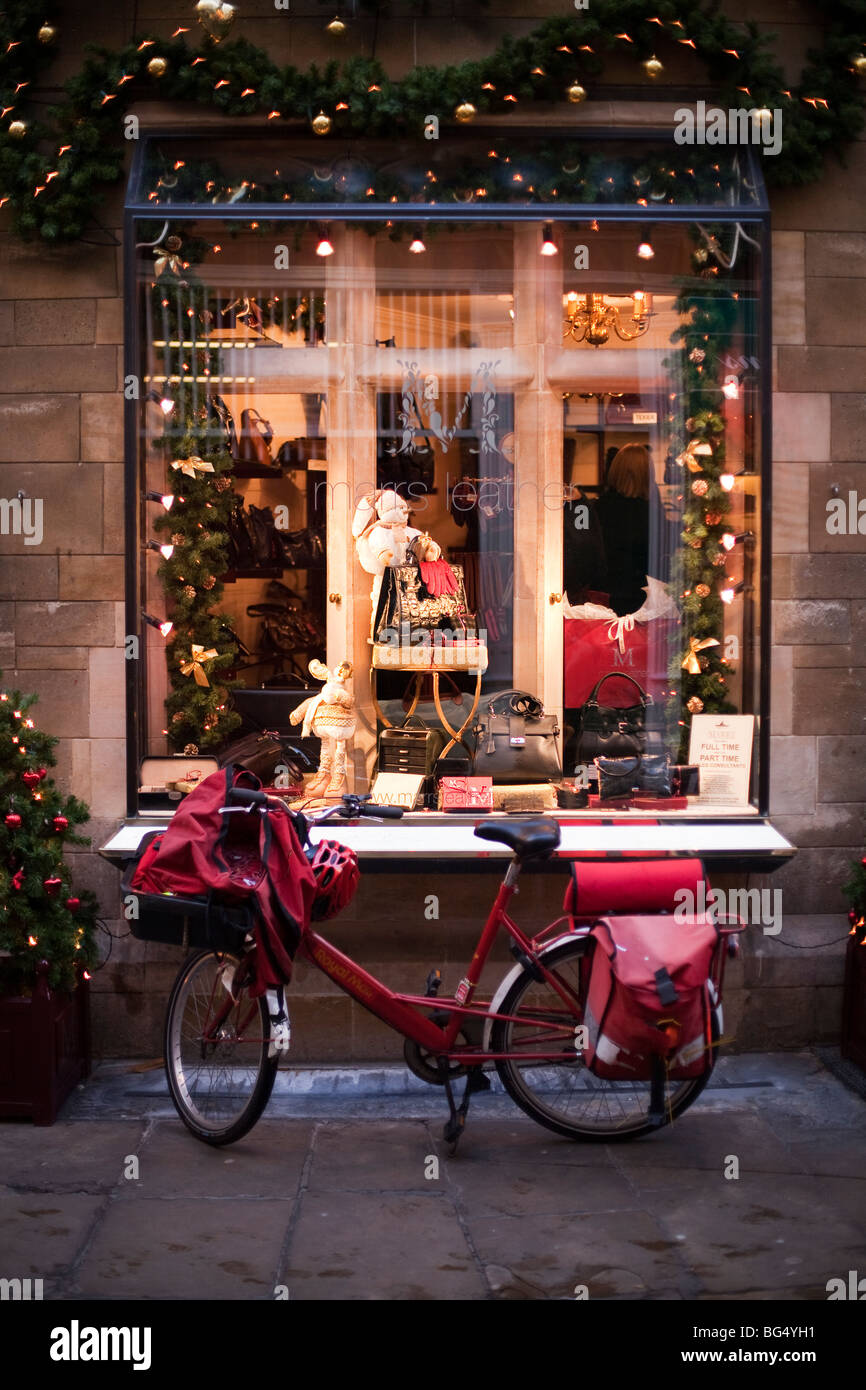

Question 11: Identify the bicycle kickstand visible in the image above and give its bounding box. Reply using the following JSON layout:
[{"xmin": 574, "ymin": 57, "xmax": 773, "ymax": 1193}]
[{"xmin": 439, "ymin": 1062, "xmax": 491, "ymax": 1153}]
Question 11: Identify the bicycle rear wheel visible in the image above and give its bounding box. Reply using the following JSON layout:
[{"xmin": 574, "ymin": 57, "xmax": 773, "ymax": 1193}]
[
  {"xmin": 164, "ymin": 949, "xmax": 278, "ymax": 1146},
  {"xmin": 492, "ymin": 936, "xmax": 717, "ymax": 1141}
]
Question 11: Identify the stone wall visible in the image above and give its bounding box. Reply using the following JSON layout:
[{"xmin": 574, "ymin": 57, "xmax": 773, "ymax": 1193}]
[{"xmin": 0, "ymin": 0, "xmax": 858, "ymax": 1057}]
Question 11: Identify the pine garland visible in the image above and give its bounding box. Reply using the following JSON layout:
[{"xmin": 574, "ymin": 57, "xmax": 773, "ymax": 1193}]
[
  {"xmin": 147, "ymin": 242, "xmax": 243, "ymax": 753},
  {"xmin": 1, "ymin": 3, "xmax": 865, "ymax": 241}
]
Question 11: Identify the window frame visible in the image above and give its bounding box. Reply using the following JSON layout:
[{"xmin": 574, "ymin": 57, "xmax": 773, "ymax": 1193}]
[{"xmin": 123, "ymin": 128, "xmax": 772, "ymax": 819}]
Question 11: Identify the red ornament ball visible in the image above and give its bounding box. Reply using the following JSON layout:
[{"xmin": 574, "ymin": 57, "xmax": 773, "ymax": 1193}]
[
  {"xmin": 22, "ymin": 770, "xmax": 41, "ymax": 789},
  {"xmin": 65, "ymin": 897, "xmax": 80, "ymax": 912},
  {"xmin": 5, "ymin": 812, "xmax": 21, "ymax": 828},
  {"xmin": 11, "ymin": 869, "xmax": 24, "ymax": 890},
  {"xmin": 53, "ymin": 815, "xmax": 69, "ymax": 833},
  {"xmin": 43, "ymin": 875, "xmax": 62, "ymax": 897}
]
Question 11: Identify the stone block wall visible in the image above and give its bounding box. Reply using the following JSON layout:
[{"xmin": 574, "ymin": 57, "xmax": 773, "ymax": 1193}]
[{"xmin": 0, "ymin": 0, "xmax": 859, "ymax": 1058}]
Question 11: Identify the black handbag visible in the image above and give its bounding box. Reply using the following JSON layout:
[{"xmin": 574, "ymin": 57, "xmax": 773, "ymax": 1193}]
[
  {"xmin": 226, "ymin": 500, "xmax": 257, "ymax": 570},
  {"xmin": 576, "ymin": 673, "xmax": 662, "ymax": 765},
  {"xmin": 473, "ymin": 690, "xmax": 562, "ymax": 784},
  {"xmin": 248, "ymin": 505, "xmax": 279, "ymax": 566},
  {"xmin": 595, "ymin": 753, "xmax": 672, "ymax": 802}
]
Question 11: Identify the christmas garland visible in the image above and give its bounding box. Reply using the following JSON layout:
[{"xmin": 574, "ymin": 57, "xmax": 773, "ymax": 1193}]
[{"xmin": 1, "ymin": 2, "xmax": 866, "ymax": 240}]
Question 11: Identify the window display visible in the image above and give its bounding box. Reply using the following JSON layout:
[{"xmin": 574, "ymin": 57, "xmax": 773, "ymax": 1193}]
[{"xmin": 127, "ymin": 136, "xmax": 768, "ymax": 821}]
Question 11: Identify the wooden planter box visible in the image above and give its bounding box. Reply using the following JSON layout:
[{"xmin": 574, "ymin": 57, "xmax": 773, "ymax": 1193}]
[
  {"xmin": 0, "ymin": 963, "xmax": 91, "ymax": 1125},
  {"xmin": 841, "ymin": 927, "xmax": 866, "ymax": 1072}
]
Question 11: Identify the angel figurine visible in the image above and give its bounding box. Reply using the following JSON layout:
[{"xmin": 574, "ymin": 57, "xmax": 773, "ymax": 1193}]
[{"xmin": 290, "ymin": 658, "xmax": 356, "ymax": 800}]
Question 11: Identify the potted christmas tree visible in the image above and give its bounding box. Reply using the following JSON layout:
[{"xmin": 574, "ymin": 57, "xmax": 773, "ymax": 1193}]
[
  {"xmin": 841, "ymin": 856, "xmax": 866, "ymax": 1073},
  {"xmin": 0, "ymin": 676, "xmax": 99, "ymax": 1124}
]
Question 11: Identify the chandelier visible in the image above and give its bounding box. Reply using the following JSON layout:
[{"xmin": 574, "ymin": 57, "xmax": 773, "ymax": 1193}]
[{"xmin": 563, "ymin": 291, "xmax": 654, "ymax": 346}]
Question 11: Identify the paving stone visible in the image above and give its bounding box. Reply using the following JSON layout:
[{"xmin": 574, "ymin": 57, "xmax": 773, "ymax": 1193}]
[
  {"xmin": 784, "ymin": 1126, "xmax": 866, "ymax": 1179},
  {"xmin": 0, "ymin": 1194, "xmax": 103, "ymax": 1278},
  {"xmin": 435, "ymin": 1115, "xmax": 614, "ymax": 1167},
  {"xmin": 611, "ymin": 1112, "xmax": 801, "ymax": 1178},
  {"xmin": 76, "ymin": 1197, "xmax": 291, "ymax": 1300},
  {"xmin": 447, "ymin": 1155, "xmax": 635, "ymax": 1219},
  {"xmin": 308, "ymin": 1119, "xmax": 438, "ymax": 1191},
  {"xmin": 283, "ymin": 1189, "xmax": 485, "ymax": 1299},
  {"xmin": 0, "ymin": 1121, "xmax": 144, "ymax": 1193},
  {"xmin": 117, "ymin": 1119, "xmax": 313, "ymax": 1200},
  {"xmin": 620, "ymin": 1169, "xmax": 866, "ymax": 1297},
  {"xmin": 469, "ymin": 1208, "xmax": 687, "ymax": 1300}
]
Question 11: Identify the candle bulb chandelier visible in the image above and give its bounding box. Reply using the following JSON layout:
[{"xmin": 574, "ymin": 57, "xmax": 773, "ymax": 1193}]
[{"xmin": 563, "ymin": 290, "xmax": 655, "ymax": 346}]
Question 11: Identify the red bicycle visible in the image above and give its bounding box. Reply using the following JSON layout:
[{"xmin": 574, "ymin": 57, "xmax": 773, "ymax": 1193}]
[{"xmin": 163, "ymin": 791, "xmax": 738, "ymax": 1149}]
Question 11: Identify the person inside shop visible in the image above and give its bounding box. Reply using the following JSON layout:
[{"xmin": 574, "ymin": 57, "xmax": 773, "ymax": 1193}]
[{"xmin": 593, "ymin": 442, "xmax": 661, "ymax": 617}]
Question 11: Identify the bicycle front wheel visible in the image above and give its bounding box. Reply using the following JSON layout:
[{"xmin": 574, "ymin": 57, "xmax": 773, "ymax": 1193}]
[
  {"xmin": 164, "ymin": 949, "xmax": 277, "ymax": 1146},
  {"xmin": 492, "ymin": 936, "xmax": 717, "ymax": 1141}
]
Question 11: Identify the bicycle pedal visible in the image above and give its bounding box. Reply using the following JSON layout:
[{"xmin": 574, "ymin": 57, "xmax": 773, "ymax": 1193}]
[{"xmin": 425, "ymin": 968, "xmax": 442, "ymax": 998}]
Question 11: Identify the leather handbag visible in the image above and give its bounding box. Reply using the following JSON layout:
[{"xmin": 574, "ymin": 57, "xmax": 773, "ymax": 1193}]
[
  {"xmin": 247, "ymin": 504, "xmax": 279, "ymax": 566},
  {"xmin": 473, "ymin": 690, "xmax": 562, "ymax": 784},
  {"xmin": 275, "ymin": 526, "xmax": 325, "ymax": 568},
  {"xmin": 375, "ymin": 560, "xmax": 475, "ymax": 639},
  {"xmin": 237, "ymin": 408, "xmax": 276, "ymax": 469},
  {"xmin": 595, "ymin": 753, "xmax": 672, "ymax": 802},
  {"xmin": 576, "ymin": 672, "xmax": 662, "ymax": 765},
  {"xmin": 226, "ymin": 500, "xmax": 257, "ymax": 570}
]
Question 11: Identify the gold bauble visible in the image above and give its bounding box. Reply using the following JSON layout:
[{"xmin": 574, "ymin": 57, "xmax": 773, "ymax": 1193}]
[
  {"xmin": 147, "ymin": 57, "xmax": 168, "ymax": 78},
  {"xmin": 566, "ymin": 82, "xmax": 587, "ymax": 104},
  {"xmin": 643, "ymin": 55, "xmax": 663, "ymax": 80},
  {"xmin": 454, "ymin": 101, "xmax": 477, "ymax": 124},
  {"xmin": 37, "ymin": 22, "xmax": 57, "ymax": 44},
  {"xmin": 327, "ymin": 16, "xmax": 347, "ymax": 35},
  {"xmin": 196, "ymin": 0, "xmax": 235, "ymax": 41},
  {"xmin": 312, "ymin": 110, "xmax": 332, "ymax": 136},
  {"xmin": 853, "ymin": 54, "xmax": 866, "ymax": 75},
  {"xmin": 7, "ymin": 119, "xmax": 27, "ymax": 139}
]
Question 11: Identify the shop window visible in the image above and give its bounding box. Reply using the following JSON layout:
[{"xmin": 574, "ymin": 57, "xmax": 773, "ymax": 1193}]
[{"xmin": 126, "ymin": 136, "xmax": 769, "ymax": 817}]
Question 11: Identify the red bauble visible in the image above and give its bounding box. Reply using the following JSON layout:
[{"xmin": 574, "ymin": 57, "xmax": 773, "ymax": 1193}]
[
  {"xmin": 849, "ymin": 909, "xmax": 858, "ymax": 925},
  {"xmin": 11, "ymin": 869, "xmax": 24, "ymax": 891},
  {"xmin": 22, "ymin": 771, "xmax": 41, "ymax": 789},
  {"xmin": 43, "ymin": 875, "xmax": 62, "ymax": 897},
  {"xmin": 4, "ymin": 812, "xmax": 21, "ymax": 828},
  {"xmin": 53, "ymin": 815, "xmax": 69, "ymax": 833},
  {"xmin": 65, "ymin": 897, "xmax": 80, "ymax": 912},
  {"xmin": 36, "ymin": 767, "xmax": 47, "ymax": 780}
]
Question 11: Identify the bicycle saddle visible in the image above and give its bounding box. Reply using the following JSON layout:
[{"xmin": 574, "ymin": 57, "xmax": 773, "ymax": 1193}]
[{"xmin": 473, "ymin": 819, "xmax": 561, "ymax": 859}]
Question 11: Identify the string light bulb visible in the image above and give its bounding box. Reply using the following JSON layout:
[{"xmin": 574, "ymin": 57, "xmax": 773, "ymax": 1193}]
[
  {"xmin": 143, "ymin": 613, "xmax": 174, "ymax": 638},
  {"xmin": 146, "ymin": 491, "xmax": 175, "ymax": 511}
]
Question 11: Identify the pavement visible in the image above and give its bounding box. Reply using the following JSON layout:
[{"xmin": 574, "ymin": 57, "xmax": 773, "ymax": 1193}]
[{"xmin": 1, "ymin": 1050, "xmax": 865, "ymax": 1302}]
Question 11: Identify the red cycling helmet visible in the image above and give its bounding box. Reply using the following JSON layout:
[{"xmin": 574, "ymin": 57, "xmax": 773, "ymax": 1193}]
[{"xmin": 307, "ymin": 838, "xmax": 360, "ymax": 921}]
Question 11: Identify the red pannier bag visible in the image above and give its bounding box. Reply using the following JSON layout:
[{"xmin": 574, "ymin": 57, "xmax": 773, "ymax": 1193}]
[
  {"xmin": 130, "ymin": 766, "xmax": 317, "ymax": 996},
  {"xmin": 583, "ymin": 914, "xmax": 719, "ymax": 1082}
]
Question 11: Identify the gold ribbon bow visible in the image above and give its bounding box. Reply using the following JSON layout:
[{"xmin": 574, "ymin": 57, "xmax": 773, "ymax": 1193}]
[
  {"xmin": 154, "ymin": 251, "xmax": 182, "ymax": 277},
  {"xmin": 180, "ymin": 645, "xmax": 218, "ymax": 687},
  {"xmin": 682, "ymin": 636, "xmax": 720, "ymax": 675},
  {"xmin": 170, "ymin": 456, "xmax": 214, "ymax": 480}
]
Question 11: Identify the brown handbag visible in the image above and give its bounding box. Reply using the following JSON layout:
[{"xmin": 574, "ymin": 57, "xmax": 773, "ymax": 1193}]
[{"xmin": 236, "ymin": 408, "xmax": 276, "ymax": 469}]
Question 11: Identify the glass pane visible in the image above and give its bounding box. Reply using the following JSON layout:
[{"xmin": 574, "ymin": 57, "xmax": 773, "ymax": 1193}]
[
  {"xmin": 556, "ymin": 218, "xmax": 763, "ymax": 811},
  {"xmin": 132, "ymin": 135, "xmax": 763, "ymax": 210}
]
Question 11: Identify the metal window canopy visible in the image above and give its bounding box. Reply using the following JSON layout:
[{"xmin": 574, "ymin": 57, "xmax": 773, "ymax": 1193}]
[{"xmin": 120, "ymin": 127, "xmax": 778, "ymax": 859}]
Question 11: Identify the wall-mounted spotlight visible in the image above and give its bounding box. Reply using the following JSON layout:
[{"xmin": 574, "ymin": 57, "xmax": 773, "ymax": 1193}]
[
  {"xmin": 540, "ymin": 223, "xmax": 558, "ymax": 256},
  {"xmin": 636, "ymin": 224, "xmax": 655, "ymax": 260},
  {"xmin": 142, "ymin": 612, "xmax": 174, "ymax": 637},
  {"xmin": 720, "ymin": 530, "xmax": 754, "ymax": 552},
  {"xmin": 146, "ymin": 491, "xmax": 175, "ymax": 510},
  {"xmin": 147, "ymin": 540, "xmax": 175, "ymax": 560}
]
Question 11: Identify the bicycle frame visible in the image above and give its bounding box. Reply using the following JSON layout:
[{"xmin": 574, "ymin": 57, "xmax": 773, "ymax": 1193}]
[{"xmin": 295, "ymin": 858, "xmax": 584, "ymax": 1064}]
